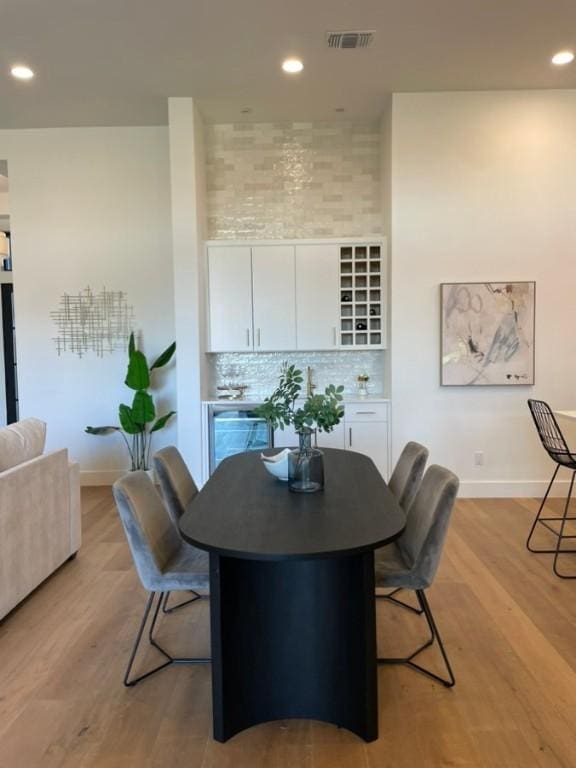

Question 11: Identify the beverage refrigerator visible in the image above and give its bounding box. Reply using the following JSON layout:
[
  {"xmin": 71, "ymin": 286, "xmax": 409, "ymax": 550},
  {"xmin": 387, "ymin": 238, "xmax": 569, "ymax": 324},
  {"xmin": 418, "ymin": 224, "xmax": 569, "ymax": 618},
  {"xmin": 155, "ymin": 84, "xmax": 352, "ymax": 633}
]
[{"xmin": 207, "ymin": 403, "xmax": 274, "ymax": 475}]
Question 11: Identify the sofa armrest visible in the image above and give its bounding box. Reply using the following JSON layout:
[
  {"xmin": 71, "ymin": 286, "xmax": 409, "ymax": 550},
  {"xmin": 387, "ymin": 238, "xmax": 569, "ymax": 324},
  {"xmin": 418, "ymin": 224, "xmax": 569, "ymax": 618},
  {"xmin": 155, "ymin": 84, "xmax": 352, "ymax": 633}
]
[{"xmin": 0, "ymin": 448, "xmax": 75, "ymax": 619}]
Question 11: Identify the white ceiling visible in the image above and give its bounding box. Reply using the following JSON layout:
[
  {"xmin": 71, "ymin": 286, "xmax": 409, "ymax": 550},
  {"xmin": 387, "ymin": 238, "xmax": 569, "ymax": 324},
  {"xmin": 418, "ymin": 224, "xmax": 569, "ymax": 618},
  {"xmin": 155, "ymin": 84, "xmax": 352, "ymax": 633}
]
[{"xmin": 0, "ymin": 0, "xmax": 575, "ymax": 128}]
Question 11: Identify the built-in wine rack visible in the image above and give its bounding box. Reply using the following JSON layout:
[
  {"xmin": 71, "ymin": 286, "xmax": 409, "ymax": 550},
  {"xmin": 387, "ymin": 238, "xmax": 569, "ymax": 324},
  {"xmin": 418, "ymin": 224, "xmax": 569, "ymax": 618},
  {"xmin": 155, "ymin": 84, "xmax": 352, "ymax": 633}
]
[{"xmin": 339, "ymin": 244, "xmax": 382, "ymax": 347}]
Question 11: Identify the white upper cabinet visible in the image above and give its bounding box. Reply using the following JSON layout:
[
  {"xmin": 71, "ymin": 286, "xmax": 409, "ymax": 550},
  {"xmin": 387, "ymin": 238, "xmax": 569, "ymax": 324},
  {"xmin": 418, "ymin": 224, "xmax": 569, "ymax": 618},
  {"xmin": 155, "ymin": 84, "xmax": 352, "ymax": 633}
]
[
  {"xmin": 295, "ymin": 244, "xmax": 339, "ymax": 350},
  {"xmin": 207, "ymin": 239, "xmax": 386, "ymax": 353},
  {"xmin": 339, "ymin": 243, "xmax": 386, "ymax": 349},
  {"xmin": 251, "ymin": 246, "xmax": 296, "ymax": 351},
  {"xmin": 208, "ymin": 246, "xmax": 253, "ymax": 352}
]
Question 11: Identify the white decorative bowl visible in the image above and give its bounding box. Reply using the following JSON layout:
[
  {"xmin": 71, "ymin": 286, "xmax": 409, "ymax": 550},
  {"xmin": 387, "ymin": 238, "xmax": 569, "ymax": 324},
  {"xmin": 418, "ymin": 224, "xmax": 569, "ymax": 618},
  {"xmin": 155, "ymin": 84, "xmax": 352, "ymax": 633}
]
[{"xmin": 261, "ymin": 448, "xmax": 291, "ymax": 481}]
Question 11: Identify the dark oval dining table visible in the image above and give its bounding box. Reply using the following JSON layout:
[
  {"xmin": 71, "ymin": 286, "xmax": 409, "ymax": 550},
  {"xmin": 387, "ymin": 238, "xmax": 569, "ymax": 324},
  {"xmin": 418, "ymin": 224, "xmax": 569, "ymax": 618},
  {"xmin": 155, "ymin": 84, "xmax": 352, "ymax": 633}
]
[{"xmin": 179, "ymin": 447, "xmax": 405, "ymax": 743}]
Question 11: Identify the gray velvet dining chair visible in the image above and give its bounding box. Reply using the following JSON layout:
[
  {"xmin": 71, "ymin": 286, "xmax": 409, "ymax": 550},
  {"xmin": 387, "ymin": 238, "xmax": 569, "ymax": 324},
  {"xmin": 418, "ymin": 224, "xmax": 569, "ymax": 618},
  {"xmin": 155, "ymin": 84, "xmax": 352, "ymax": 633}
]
[
  {"xmin": 389, "ymin": 441, "xmax": 429, "ymax": 512},
  {"xmin": 379, "ymin": 441, "xmax": 429, "ymax": 611},
  {"xmin": 375, "ymin": 463, "xmax": 459, "ymax": 687},
  {"xmin": 153, "ymin": 445, "xmax": 199, "ymax": 524},
  {"xmin": 153, "ymin": 445, "xmax": 205, "ymax": 613},
  {"xmin": 112, "ymin": 470, "xmax": 210, "ymax": 687}
]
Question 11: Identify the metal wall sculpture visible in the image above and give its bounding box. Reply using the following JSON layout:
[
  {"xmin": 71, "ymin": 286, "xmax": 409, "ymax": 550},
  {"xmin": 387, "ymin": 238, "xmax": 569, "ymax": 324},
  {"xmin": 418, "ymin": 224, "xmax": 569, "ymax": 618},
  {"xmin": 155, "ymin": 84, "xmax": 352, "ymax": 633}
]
[{"xmin": 51, "ymin": 286, "xmax": 134, "ymax": 358}]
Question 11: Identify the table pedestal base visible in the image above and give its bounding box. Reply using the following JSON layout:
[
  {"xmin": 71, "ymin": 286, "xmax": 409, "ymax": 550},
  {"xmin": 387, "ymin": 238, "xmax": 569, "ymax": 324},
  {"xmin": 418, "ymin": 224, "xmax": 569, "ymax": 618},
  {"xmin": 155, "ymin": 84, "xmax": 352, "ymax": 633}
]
[{"xmin": 209, "ymin": 552, "xmax": 378, "ymax": 742}]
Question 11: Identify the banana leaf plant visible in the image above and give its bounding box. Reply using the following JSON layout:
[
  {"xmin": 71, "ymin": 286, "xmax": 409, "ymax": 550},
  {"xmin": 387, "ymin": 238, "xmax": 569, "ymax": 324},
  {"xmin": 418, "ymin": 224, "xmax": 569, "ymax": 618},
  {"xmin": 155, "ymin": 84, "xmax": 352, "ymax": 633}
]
[{"xmin": 85, "ymin": 333, "xmax": 176, "ymax": 470}]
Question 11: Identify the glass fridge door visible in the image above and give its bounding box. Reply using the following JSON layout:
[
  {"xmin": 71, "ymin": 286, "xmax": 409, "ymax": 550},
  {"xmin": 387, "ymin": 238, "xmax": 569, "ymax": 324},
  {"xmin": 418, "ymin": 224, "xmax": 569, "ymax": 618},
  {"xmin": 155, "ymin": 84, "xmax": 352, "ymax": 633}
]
[{"xmin": 210, "ymin": 408, "xmax": 272, "ymax": 473}]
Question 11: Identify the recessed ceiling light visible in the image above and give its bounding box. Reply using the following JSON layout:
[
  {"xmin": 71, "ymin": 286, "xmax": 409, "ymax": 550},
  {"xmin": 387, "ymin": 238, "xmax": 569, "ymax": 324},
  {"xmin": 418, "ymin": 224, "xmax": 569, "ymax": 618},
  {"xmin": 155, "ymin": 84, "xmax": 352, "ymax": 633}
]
[
  {"xmin": 282, "ymin": 58, "xmax": 304, "ymax": 74},
  {"xmin": 11, "ymin": 65, "xmax": 34, "ymax": 80},
  {"xmin": 551, "ymin": 50, "xmax": 574, "ymax": 66}
]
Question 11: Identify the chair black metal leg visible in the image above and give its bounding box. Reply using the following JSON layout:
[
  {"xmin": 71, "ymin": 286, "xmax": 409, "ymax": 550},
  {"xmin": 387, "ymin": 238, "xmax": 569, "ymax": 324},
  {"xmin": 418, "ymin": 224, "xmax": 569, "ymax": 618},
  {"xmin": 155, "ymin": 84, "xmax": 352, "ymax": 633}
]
[
  {"xmin": 553, "ymin": 471, "xmax": 576, "ymax": 579},
  {"xmin": 376, "ymin": 587, "xmax": 424, "ymax": 615},
  {"xmin": 162, "ymin": 590, "xmax": 203, "ymax": 614},
  {"xmin": 414, "ymin": 591, "xmax": 455, "ymax": 687},
  {"xmin": 378, "ymin": 589, "xmax": 455, "ymax": 688},
  {"xmin": 124, "ymin": 593, "xmax": 172, "ymax": 687},
  {"xmin": 526, "ymin": 465, "xmax": 560, "ymax": 553},
  {"xmin": 123, "ymin": 591, "xmax": 211, "ymax": 687}
]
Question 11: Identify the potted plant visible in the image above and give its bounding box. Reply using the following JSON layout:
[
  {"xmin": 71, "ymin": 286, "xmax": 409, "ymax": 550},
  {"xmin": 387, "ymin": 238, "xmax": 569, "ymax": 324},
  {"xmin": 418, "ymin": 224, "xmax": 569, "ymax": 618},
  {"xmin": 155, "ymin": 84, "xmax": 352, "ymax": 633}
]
[
  {"xmin": 255, "ymin": 363, "xmax": 344, "ymax": 493},
  {"xmin": 85, "ymin": 333, "xmax": 176, "ymax": 471}
]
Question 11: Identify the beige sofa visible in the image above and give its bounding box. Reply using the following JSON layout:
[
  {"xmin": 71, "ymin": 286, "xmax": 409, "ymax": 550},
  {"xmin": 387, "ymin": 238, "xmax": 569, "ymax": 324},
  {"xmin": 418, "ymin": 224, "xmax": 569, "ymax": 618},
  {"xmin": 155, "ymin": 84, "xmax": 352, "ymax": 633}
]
[{"xmin": 0, "ymin": 418, "xmax": 81, "ymax": 620}]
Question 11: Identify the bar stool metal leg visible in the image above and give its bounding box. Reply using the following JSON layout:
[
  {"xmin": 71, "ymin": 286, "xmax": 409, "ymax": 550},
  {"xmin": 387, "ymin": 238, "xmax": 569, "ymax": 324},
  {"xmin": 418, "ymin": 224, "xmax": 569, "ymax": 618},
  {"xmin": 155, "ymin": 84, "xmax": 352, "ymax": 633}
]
[
  {"xmin": 553, "ymin": 470, "xmax": 576, "ymax": 579},
  {"xmin": 526, "ymin": 465, "xmax": 560, "ymax": 553}
]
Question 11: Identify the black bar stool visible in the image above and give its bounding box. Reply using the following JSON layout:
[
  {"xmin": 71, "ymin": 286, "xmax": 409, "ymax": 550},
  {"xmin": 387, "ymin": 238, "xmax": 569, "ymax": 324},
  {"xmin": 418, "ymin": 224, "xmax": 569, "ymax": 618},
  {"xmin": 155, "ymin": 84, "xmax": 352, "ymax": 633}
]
[{"xmin": 527, "ymin": 399, "xmax": 576, "ymax": 579}]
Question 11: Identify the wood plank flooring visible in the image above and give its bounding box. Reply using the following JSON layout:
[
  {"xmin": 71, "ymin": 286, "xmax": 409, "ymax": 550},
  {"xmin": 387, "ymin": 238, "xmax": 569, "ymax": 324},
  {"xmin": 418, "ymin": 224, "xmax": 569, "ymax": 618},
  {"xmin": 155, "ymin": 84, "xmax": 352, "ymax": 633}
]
[{"xmin": 1, "ymin": 488, "xmax": 576, "ymax": 767}]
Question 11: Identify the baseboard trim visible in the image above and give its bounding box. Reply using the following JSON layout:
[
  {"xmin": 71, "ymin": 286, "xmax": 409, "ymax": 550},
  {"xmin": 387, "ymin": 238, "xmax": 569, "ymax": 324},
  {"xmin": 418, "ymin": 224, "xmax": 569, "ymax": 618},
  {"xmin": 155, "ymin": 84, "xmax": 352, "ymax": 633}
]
[
  {"xmin": 459, "ymin": 479, "xmax": 571, "ymax": 499},
  {"xmin": 81, "ymin": 472, "xmax": 570, "ymax": 497},
  {"xmin": 80, "ymin": 470, "xmax": 125, "ymax": 486}
]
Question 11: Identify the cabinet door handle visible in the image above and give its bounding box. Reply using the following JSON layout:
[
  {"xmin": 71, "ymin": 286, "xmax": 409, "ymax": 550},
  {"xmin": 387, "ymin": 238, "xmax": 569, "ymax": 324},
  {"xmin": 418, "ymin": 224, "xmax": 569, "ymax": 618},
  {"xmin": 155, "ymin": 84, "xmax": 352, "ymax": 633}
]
[
  {"xmin": 355, "ymin": 411, "xmax": 376, "ymax": 415},
  {"xmin": 349, "ymin": 427, "xmax": 352, "ymax": 447},
  {"xmin": 332, "ymin": 327, "xmax": 337, "ymax": 346},
  {"xmin": 246, "ymin": 328, "xmax": 250, "ymax": 347},
  {"xmin": 257, "ymin": 328, "xmax": 261, "ymax": 347}
]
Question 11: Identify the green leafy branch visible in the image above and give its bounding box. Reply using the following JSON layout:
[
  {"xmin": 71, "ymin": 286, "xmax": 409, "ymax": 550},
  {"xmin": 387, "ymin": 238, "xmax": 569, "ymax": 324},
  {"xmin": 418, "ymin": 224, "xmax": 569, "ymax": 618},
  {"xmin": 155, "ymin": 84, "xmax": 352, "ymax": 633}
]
[{"xmin": 255, "ymin": 363, "xmax": 344, "ymax": 435}]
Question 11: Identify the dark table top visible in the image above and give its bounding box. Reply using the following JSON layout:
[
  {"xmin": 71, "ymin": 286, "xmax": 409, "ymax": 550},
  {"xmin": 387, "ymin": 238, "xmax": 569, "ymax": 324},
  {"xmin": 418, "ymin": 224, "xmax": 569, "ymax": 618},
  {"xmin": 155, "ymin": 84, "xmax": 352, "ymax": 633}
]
[{"xmin": 179, "ymin": 448, "xmax": 406, "ymax": 561}]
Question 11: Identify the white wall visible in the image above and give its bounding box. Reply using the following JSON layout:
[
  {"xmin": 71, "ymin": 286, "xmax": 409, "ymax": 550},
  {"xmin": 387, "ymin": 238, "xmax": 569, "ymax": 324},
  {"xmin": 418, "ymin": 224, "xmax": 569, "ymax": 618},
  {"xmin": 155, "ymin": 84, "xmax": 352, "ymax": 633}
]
[
  {"xmin": 168, "ymin": 98, "xmax": 207, "ymax": 483},
  {"xmin": 0, "ymin": 127, "xmax": 175, "ymax": 482},
  {"xmin": 391, "ymin": 91, "xmax": 576, "ymax": 496},
  {"xmin": 380, "ymin": 101, "xmax": 392, "ymax": 398}
]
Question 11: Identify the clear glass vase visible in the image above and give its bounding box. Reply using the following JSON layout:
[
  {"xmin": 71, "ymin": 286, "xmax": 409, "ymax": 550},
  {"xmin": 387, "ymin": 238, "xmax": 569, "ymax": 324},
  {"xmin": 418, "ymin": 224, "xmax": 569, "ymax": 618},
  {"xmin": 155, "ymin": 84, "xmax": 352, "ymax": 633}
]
[{"xmin": 288, "ymin": 430, "xmax": 324, "ymax": 493}]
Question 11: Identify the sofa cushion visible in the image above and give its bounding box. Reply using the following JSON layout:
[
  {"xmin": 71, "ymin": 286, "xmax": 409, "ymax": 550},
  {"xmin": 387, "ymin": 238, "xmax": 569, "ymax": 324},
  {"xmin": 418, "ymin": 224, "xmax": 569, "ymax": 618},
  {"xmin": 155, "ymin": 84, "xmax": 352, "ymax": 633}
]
[{"xmin": 0, "ymin": 418, "xmax": 47, "ymax": 471}]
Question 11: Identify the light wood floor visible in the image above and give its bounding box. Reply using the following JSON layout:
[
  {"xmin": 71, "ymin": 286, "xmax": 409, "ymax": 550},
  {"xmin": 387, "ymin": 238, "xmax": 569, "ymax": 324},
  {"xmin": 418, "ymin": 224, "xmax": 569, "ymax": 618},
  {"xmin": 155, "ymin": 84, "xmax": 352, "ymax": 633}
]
[{"xmin": 1, "ymin": 489, "xmax": 576, "ymax": 768}]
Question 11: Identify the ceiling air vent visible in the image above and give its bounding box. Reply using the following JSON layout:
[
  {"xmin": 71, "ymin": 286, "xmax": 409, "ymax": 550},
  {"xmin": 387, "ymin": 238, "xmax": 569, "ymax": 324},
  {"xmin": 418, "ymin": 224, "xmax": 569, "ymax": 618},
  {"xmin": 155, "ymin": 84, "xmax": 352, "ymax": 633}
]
[{"xmin": 326, "ymin": 30, "xmax": 375, "ymax": 49}]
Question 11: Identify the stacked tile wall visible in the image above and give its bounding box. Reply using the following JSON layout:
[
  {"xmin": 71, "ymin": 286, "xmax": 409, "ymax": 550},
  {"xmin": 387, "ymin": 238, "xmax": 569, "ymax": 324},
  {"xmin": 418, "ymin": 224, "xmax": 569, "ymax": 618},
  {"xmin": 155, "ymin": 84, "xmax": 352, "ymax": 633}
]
[{"xmin": 205, "ymin": 121, "xmax": 382, "ymax": 239}]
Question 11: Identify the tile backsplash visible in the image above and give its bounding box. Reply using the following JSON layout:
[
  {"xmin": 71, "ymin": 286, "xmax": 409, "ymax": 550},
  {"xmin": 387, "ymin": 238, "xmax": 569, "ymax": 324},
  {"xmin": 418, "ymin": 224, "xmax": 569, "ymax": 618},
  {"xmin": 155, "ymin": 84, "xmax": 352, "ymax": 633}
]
[
  {"xmin": 207, "ymin": 351, "xmax": 385, "ymax": 400},
  {"xmin": 205, "ymin": 121, "xmax": 382, "ymax": 240}
]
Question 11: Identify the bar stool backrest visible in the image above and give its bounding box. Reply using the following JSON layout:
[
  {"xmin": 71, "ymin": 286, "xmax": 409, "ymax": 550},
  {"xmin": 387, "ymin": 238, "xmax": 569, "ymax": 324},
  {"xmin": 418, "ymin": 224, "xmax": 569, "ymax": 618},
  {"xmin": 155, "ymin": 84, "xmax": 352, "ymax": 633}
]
[
  {"xmin": 528, "ymin": 399, "xmax": 574, "ymax": 467},
  {"xmin": 153, "ymin": 446, "xmax": 199, "ymax": 525}
]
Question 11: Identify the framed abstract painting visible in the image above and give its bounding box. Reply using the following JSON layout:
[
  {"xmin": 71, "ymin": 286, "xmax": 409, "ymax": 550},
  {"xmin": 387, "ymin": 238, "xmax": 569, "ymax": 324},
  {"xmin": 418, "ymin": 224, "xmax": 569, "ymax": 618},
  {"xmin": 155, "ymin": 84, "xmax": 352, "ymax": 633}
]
[{"xmin": 440, "ymin": 281, "xmax": 535, "ymax": 386}]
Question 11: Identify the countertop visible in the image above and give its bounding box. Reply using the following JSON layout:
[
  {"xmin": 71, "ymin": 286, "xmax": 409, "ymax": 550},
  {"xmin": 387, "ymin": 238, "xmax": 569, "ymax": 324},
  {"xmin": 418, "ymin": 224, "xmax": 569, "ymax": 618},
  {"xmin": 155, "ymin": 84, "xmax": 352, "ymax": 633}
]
[{"xmin": 202, "ymin": 395, "xmax": 390, "ymax": 405}]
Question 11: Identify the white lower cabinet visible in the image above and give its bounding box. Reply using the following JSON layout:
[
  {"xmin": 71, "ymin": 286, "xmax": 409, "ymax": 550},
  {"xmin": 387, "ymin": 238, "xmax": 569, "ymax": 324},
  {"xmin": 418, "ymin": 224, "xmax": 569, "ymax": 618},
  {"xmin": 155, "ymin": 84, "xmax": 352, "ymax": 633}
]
[
  {"xmin": 273, "ymin": 424, "xmax": 298, "ymax": 449},
  {"xmin": 273, "ymin": 404, "xmax": 389, "ymax": 479},
  {"xmin": 317, "ymin": 422, "xmax": 346, "ymax": 449},
  {"xmin": 345, "ymin": 419, "xmax": 389, "ymax": 480},
  {"xmin": 274, "ymin": 422, "xmax": 345, "ymax": 449}
]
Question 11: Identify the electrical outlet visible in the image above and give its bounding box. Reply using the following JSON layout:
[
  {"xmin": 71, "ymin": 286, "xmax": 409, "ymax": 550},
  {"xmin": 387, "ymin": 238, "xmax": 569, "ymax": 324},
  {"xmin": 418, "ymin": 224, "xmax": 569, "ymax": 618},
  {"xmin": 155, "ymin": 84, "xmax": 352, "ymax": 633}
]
[{"xmin": 474, "ymin": 451, "xmax": 484, "ymax": 466}]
